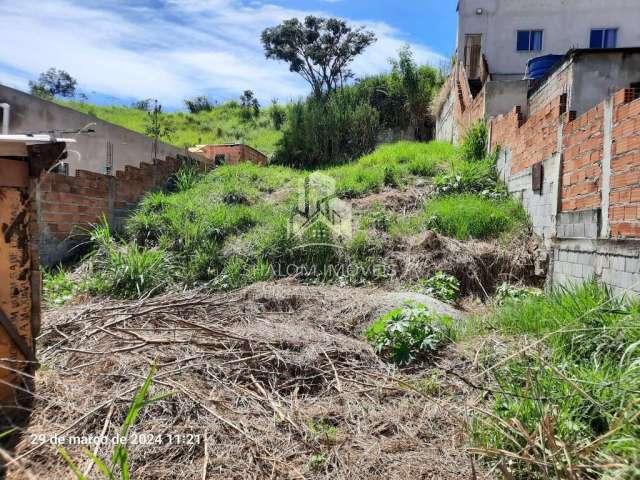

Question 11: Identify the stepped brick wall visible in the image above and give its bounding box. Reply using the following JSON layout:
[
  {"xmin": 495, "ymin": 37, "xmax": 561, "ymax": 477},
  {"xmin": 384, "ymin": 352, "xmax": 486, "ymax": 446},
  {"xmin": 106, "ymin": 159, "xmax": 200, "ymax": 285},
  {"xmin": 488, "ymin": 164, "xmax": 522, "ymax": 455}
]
[{"xmin": 36, "ymin": 155, "xmax": 187, "ymax": 265}]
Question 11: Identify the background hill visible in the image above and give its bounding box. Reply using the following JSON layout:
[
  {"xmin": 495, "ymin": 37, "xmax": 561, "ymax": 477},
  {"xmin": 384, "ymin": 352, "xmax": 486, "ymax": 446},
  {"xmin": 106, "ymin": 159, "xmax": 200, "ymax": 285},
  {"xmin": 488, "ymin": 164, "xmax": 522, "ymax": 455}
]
[{"xmin": 59, "ymin": 99, "xmax": 284, "ymax": 156}]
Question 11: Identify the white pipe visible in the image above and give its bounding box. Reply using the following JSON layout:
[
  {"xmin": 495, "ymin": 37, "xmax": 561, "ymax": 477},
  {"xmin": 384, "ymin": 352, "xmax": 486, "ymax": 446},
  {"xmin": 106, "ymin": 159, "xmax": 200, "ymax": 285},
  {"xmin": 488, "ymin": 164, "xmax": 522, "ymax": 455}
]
[{"xmin": 0, "ymin": 103, "xmax": 9, "ymax": 135}]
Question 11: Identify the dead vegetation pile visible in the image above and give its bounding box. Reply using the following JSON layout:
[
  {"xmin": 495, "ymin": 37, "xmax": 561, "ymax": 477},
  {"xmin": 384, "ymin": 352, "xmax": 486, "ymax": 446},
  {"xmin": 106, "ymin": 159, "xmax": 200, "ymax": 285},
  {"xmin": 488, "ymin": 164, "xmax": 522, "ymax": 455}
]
[
  {"xmin": 390, "ymin": 230, "xmax": 542, "ymax": 298},
  {"xmin": 8, "ymin": 282, "xmax": 482, "ymax": 480}
]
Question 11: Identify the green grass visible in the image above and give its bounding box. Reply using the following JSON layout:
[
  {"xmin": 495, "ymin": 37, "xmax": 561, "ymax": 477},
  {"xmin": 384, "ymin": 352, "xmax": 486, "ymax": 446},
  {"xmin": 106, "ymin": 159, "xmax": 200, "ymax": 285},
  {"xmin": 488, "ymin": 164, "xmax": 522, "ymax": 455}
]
[
  {"xmin": 424, "ymin": 194, "xmax": 528, "ymax": 240},
  {"xmin": 58, "ymin": 100, "xmax": 283, "ymax": 156},
  {"xmin": 326, "ymin": 141, "xmax": 455, "ymax": 198},
  {"xmin": 73, "ymin": 139, "xmax": 530, "ymax": 299},
  {"xmin": 472, "ymin": 281, "xmax": 640, "ymax": 479}
]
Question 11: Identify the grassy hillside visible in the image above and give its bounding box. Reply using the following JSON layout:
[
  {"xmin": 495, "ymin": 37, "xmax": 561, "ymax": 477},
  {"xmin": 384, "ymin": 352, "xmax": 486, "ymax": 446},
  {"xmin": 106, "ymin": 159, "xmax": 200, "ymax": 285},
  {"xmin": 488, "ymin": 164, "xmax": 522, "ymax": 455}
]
[
  {"xmin": 59, "ymin": 100, "xmax": 283, "ymax": 156},
  {"xmin": 58, "ymin": 140, "xmax": 528, "ymax": 299}
]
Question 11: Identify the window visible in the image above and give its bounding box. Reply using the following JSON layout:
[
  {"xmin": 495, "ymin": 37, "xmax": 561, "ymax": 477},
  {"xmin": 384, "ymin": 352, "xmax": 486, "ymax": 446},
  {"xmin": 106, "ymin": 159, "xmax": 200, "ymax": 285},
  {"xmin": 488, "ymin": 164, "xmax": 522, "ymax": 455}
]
[
  {"xmin": 214, "ymin": 154, "xmax": 226, "ymax": 166},
  {"xmin": 517, "ymin": 30, "xmax": 543, "ymax": 51},
  {"xmin": 590, "ymin": 28, "xmax": 618, "ymax": 48}
]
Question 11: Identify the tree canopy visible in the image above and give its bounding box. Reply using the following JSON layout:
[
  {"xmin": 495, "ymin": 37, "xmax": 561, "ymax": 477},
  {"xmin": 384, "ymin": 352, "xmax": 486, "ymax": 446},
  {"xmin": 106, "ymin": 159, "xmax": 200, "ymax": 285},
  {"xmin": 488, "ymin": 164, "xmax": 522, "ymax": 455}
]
[
  {"xmin": 29, "ymin": 68, "xmax": 77, "ymax": 99},
  {"xmin": 261, "ymin": 16, "xmax": 376, "ymax": 99}
]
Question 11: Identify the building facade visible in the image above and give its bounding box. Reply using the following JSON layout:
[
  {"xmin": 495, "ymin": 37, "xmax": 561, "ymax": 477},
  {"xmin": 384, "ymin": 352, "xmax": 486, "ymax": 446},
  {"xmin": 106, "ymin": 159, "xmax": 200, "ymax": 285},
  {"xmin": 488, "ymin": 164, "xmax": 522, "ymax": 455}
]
[
  {"xmin": 457, "ymin": 0, "xmax": 640, "ymax": 80},
  {"xmin": 189, "ymin": 144, "xmax": 268, "ymax": 166},
  {"xmin": 0, "ymin": 84, "xmax": 189, "ymax": 176}
]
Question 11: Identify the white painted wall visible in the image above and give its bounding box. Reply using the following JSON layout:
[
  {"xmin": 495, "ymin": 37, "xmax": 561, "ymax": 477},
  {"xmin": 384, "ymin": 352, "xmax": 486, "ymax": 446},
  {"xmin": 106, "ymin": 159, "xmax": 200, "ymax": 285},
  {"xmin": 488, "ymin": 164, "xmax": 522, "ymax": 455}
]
[{"xmin": 457, "ymin": 0, "xmax": 640, "ymax": 79}]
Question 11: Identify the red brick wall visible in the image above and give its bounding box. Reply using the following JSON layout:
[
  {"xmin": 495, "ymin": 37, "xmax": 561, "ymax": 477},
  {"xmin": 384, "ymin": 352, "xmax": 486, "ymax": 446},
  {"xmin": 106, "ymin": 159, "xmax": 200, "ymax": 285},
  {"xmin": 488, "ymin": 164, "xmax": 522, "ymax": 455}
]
[
  {"xmin": 198, "ymin": 144, "xmax": 267, "ymax": 166},
  {"xmin": 561, "ymin": 103, "xmax": 604, "ymax": 211},
  {"xmin": 609, "ymin": 89, "xmax": 640, "ymax": 237},
  {"xmin": 450, "ymin": 64, "xmax": 485, "ymax": 137},
  {"xmin": 489, "ymin": 96, "xmax": 564, "ymax": 175},
  {"xmin": 37, "ymin": 155, "xmax": 183, "ymax": 256},
  {"xmin": 488, "ymin": 86, "xmax": 640, "ymax": 240}
]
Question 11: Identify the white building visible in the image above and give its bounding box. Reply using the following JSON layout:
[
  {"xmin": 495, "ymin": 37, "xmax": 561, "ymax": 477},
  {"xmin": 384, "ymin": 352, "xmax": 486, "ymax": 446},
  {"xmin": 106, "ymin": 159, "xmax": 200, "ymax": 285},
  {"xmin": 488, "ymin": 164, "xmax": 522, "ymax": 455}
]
[{"xmin": 457, "ymin": 0, "xmax": 640, "ymax": 80}]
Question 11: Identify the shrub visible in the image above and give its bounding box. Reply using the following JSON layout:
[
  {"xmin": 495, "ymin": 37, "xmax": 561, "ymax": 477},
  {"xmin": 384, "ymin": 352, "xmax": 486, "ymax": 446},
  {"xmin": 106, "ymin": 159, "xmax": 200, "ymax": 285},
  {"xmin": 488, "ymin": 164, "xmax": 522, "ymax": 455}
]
[
  {"xmin": 459, "ymin": 122, "xmax": 488, "ymax": 162},
  {"xmin": 433, "ymin": 158, "xmax": 498, "ymax": 196},
  {"xmin": 184, "ymin": 95, "xmax": 214, "ymax": 113},
  {"xmin": 419, "ymin": 272, "xmax": 460, "ymax": 303},
  {"xmin": 171, "ymin": 164, "xmax": 201, "ymax": 192},
  {"xmin": 269, "ymin": 100, "xmax": 287, "ymax": 130},
  {"xmin": 89, "ymin": 241, "xmax": 172, "ymax": 299},
  {"xmin": 424, "ymin": 194, "xmax": 527, "ymax": 240},
  {"xmin": 273, "ymin": 88, "xmax": 380, "ymax": 168},
  {"xmin": 365, "ymin": 303, "xmax": 453, "ymax": 365}
]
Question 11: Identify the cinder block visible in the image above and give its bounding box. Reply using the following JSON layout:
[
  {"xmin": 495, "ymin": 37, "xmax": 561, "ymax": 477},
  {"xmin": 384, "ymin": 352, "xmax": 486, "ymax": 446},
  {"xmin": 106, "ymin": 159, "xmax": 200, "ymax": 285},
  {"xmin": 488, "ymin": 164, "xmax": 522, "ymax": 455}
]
[
  {"xmin": 568, "ymin": 251, "xmax": 579, "ymax": 263},
  {"xmin": 625, "ymin": 256, "xmax": 640, "ymax": 273},
  {"xmin": 585, "ymin": 223, "xmax": 598, "ymax": 239},
  {"xmin": 611, "ymin": 256, "xmax": 626, "ymax": 272},
  {"xmin": 571, "ymin": 263, "xmax": 583, "ymax": 276},
  {"xmin": 582, "ymin": 265, "xmax": 595, "ymax": 278},
  {"xmin": 572, "ymin": 223, "xmax": 586, "ymax": 238}
]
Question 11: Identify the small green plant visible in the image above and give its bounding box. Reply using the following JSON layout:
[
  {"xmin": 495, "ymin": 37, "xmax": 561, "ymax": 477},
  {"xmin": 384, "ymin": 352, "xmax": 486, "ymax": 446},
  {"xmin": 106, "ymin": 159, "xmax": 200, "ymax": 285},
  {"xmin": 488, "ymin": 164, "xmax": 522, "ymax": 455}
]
[
  {"xmin": 366, "ymin": 303, "xmax": 453, "ymax": 365},
  {"xmin": 43, "ymin": 267, "xmax": 79, "ymax": 307},
  {"xmin": 433, "ymin": 158, "xmax": 498, "ymax": 196},
  {"xmin": 494, "ymin": 282, "xmax": 542, "ymax": 305},
  {"xmin": 420, "ymin": 271, "xmax": 460, "ymax": 303},
  {"xmin": 60, "ymin": 365, "xmax": 174, "ymax": 479},
  {"xmin": 383, "ymin": 165, "xmax": 399, "ymax": 187},
  {"xmin": 307, "ymin": 417, "xmax": 338, "ymax": 445},
  {"xmin": 308, "ymin": 452, "xmax": 329, "ymax": 472},
  {"xmin": 361, "ymin": 206, "xmax": 391, "ymax": 232}
]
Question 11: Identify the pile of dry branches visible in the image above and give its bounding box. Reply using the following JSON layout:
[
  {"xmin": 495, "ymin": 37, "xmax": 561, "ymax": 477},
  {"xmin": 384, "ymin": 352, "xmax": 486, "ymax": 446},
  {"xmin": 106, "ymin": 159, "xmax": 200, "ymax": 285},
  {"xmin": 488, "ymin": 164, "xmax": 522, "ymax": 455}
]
[{"xmin": 6, "ymin": 282, "xmax": 483, "ymax": 480}]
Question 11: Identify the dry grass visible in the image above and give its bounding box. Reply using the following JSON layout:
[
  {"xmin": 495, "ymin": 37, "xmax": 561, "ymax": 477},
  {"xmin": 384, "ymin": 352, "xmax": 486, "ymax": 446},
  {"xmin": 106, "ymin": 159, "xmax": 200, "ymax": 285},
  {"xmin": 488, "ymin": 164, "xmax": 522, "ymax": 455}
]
[{"xmin": 8, "ymin": 282, "xmax": 483, "ymax": 480}]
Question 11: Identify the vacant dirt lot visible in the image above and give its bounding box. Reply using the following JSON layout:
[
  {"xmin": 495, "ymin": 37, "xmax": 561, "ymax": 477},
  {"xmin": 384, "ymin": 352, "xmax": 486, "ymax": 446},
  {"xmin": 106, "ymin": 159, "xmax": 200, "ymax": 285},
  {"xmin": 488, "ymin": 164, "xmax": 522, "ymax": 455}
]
[{"xmin": 8, "ymin": 281, "xmax": 484, "ymax": 479}]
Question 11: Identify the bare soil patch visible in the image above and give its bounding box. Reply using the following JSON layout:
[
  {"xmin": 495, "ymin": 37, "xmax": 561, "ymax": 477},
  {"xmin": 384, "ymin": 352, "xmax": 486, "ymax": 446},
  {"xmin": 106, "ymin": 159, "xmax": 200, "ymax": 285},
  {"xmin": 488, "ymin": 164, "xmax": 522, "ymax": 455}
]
[{"xmin": 9, "ymin": 282, "xmax": 483, "ymax": 480}]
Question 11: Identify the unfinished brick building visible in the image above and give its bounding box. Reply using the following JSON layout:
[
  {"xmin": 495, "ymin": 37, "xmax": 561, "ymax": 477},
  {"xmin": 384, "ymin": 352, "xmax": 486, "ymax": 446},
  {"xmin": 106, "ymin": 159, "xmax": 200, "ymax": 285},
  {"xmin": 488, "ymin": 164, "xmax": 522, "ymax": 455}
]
[
  {"xmin": 436, "ymin": 48, "xmax": 640, "ymax": 296},
  {"xmin": 189, "ymin": 143, "xmax": 268, "ymax": 166}
]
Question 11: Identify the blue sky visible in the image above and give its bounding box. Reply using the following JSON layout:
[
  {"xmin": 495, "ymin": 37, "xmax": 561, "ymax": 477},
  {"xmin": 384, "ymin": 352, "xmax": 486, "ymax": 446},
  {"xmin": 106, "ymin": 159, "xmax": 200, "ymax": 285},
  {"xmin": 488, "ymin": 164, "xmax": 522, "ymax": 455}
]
[{"xmin": 0, "ymin": 0, "xmax": 458, "ymax": 109}]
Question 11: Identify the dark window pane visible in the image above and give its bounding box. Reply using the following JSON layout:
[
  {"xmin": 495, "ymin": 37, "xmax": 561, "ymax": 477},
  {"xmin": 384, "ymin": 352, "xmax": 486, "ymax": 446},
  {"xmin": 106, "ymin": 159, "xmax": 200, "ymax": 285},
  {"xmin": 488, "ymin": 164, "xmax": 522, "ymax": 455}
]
[
  {"xmin": 517, "ymin": 30, "xmax": 530, "ymax": 51},
  {"xmin": 591, "ymin": 29, "xmax": 604, "ymax": 48},
  {"xmin": 531, "ymin": 31, "xmax": 543, "ymax": 51},
  {"xmin": 604, "ymin": 29, "xmax": 617, "ymax": 48}
]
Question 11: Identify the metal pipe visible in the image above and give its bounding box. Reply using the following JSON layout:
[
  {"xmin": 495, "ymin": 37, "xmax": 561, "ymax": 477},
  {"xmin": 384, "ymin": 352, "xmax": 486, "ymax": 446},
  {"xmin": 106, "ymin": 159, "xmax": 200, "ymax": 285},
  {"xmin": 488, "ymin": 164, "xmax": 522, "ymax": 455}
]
[{"xmin": 0, "ymin": 103, "xmax": 9, "ymax": 134}]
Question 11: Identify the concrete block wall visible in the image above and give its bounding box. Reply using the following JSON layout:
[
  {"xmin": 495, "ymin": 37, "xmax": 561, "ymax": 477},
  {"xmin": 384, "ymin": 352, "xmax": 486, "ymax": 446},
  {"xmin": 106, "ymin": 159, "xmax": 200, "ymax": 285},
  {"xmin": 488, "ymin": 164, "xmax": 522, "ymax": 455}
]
[
  {"xmin": 0, "ymin": 84, "xmax": 187, "ymax": 176},
  {"xmin": 552, "ymin": 240, "xmax": 640, "ymax": 297}
]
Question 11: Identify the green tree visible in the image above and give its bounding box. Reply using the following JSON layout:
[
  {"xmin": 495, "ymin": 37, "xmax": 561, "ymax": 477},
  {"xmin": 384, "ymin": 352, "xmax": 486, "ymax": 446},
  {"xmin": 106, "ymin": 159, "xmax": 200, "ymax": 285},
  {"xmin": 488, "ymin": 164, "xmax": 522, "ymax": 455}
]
[
  {"xmin": 144, "ymin": 100, "xmax": 175, "ymax": 160},
  {"xmin": 29, "ymin": 68, "xmax": 77, "ymax": 99},
  {"xmin": 269, "ymin": 98, "xmax": 286, "ymax": 130},
  {"xmin": 239, "ymin": 90, "xmax": 260, "ymax": 122},
  {"xmin": 261, "ymin": 16, "xmax": 376, "ymax": 100},
  {"xmin": 184, "ymin": 95, "xmax": 214, "ymax": 113}
]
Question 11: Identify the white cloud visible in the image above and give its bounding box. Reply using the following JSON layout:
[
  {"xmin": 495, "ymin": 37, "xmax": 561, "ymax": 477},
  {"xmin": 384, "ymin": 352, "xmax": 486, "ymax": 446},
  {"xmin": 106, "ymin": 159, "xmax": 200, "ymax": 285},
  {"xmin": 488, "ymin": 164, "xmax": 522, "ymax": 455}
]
[{"xmin": 0, "ymin": 0, "xmax": 446, "ymax": 107}]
